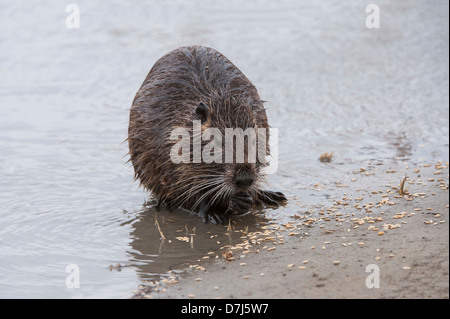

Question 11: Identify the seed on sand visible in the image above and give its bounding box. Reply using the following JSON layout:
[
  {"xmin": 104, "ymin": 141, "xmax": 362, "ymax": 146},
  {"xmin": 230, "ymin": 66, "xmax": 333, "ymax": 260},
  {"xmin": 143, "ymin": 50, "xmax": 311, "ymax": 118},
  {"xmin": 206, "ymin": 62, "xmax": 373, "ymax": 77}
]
[
  {"xmin": 383, "ymin": 223, "xmax": 400, "ymax": 230},
  {"xmin": 402, "ymin": 266, "xmax": 412, "ymax": 270},
  {"xmin": 222, "ymin": 250, "xmax": 234, "ymax": 261}
]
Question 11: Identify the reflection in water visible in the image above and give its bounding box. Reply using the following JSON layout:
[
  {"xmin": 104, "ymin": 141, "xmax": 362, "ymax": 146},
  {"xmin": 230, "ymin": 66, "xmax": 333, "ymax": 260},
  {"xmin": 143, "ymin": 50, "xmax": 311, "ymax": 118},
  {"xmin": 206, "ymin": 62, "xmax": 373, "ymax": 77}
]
[
  {"xmin": 127, "ymin": 204, "xmax": 270, "ymax": 282},
  {"xmin": 386, "ymin": 133, "xmax": 413, "ymax": 159}
]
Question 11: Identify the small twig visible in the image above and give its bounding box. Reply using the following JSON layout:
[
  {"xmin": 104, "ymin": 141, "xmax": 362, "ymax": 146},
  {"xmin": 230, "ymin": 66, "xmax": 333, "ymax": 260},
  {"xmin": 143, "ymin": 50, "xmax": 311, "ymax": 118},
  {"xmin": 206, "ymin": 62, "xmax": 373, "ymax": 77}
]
[
  {"xmin": 399, "ymin": 174, "xmax": 409, "ymax": 195},
  {"xmin": 190, "ymin": 226, "xmax": 196, "ymax": 249},
  {"xmin": 227, "ymin": 218, "xmax": 232, "ymax": 232},
  {"xmin": 190, "ymin": 233, "xmax": 194, "ymax": 249},
  {"xmin": 155, "ymin": 213, "xmax": 166, "ymax": 240}
]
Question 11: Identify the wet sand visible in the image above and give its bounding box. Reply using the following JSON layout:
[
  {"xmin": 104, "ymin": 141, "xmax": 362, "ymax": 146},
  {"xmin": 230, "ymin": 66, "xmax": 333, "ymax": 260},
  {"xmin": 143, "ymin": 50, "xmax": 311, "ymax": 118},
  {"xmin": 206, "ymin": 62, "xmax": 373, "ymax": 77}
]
[{"xmin": 136, "ymin": 161, "xmax": 449, "ymax": 298}]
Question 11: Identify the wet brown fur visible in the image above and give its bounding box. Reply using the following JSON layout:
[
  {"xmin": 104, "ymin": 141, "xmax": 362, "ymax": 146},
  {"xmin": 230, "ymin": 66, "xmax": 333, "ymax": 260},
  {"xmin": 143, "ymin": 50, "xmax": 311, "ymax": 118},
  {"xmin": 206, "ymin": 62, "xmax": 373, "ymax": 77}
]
[{"xmin": 128, "ymin": 46, "xmax": 282, "ymax": 219}]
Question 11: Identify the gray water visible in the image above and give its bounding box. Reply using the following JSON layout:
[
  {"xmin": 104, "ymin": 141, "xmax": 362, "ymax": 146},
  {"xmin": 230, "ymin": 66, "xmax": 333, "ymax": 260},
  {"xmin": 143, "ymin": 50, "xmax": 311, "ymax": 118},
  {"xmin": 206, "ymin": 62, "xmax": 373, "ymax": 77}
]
[{"xmin": 0, "ymin": 0, "xmax": 448, "ymax": 298}]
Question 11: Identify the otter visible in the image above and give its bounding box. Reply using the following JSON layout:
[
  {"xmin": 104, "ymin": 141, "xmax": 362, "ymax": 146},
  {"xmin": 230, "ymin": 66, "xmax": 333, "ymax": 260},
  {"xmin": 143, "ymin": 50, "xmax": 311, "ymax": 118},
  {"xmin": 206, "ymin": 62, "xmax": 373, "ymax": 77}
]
[{"xmin": 128, "ymin": 45, "xmax": 286, "ymax": 224}]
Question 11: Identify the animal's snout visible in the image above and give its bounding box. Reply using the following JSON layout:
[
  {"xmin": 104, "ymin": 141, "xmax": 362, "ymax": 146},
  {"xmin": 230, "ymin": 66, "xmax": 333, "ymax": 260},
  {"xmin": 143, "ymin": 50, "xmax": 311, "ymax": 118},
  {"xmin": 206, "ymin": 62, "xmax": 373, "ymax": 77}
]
[{"xmin": 235, "ymin": 175, "xmax": 254, "ymax": 189}]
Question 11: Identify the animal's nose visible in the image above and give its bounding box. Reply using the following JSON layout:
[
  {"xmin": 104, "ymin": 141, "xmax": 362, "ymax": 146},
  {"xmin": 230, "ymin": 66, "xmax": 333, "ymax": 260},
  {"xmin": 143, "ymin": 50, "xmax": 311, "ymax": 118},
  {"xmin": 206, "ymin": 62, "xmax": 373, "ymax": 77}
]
[{"xmin": 235, "ymin": 175, "xmax": 254, "ymax": 188}]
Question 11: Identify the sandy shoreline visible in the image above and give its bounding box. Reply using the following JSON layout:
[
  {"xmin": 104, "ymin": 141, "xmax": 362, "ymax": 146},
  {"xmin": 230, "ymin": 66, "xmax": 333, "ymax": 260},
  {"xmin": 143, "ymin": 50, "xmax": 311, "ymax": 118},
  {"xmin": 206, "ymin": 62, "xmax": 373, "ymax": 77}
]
[{"xmin": 134, "ymin": 160, "xmax": 449, "ymax": 299}]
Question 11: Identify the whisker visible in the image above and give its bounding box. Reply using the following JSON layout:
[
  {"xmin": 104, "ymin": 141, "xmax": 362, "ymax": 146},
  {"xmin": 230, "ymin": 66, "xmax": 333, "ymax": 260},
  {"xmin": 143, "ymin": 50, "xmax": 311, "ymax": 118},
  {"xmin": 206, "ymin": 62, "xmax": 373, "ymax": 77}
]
[
  {"xmin": 172, "ymin": 178, "xmax": 225, "ymax": 209},
  {"xmin": 207, "ymin": 183, "xmax": 232, "ymax": 208},
  {"xmin": 190, "ymin": 183, "xmax": 225, "ymax": 212}
]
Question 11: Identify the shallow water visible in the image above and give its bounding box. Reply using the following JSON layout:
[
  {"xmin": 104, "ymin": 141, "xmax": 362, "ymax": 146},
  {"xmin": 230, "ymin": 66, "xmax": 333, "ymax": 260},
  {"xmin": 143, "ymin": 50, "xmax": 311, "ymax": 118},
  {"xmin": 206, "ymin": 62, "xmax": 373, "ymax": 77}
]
[{"xmin": 0, "ymin": 0, "xmax": 448, "ymax": 298}]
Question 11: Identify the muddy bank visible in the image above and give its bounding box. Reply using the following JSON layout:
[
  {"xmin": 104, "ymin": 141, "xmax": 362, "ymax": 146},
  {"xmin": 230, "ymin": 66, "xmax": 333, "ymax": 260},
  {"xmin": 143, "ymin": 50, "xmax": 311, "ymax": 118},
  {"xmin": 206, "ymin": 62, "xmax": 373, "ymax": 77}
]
[{"xmin": 134, "ymin": 161, "xmax": 449, "ymax": 298}]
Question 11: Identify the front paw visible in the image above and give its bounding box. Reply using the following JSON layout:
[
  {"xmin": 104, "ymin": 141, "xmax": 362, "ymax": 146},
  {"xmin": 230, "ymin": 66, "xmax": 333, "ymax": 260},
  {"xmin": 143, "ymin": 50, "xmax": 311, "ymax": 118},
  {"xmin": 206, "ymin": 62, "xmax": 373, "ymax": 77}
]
[
  {"xmin": 258, "ymin": 190, "xmax": 287, "ymax": 207},
  {"xmin": 229, "ymin": 192, "xmax": 253, "ymax": 214},
  {"xmin": 198, "ymin": 201, "xmax": 228, "ymax": 224}
]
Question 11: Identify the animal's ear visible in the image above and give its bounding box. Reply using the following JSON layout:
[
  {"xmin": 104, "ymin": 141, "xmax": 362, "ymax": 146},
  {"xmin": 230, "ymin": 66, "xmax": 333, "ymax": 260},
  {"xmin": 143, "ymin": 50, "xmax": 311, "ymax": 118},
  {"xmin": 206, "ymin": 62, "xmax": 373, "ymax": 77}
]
[{"xmin": 196, "ymin": 102, "xmax": 209, "ymax": 121}]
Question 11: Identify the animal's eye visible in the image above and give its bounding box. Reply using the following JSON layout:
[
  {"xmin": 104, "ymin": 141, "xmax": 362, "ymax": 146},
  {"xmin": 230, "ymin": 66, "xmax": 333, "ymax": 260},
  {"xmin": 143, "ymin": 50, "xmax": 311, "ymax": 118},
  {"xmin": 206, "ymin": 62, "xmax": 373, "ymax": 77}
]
[{"xmin": 195, "ymin": 102, "xmax": 208, "ymax": 121}]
